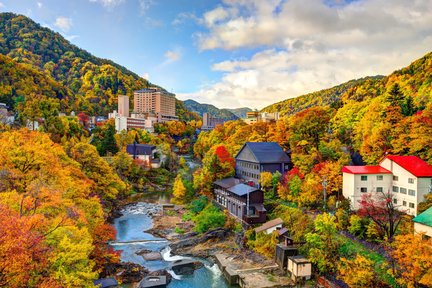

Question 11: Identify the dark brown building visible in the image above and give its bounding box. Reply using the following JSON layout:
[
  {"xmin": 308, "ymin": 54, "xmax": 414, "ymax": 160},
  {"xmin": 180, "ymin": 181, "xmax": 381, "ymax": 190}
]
[
  {"xmin": 235, "ymin": 142, "xmax": 292, "ymax": 187},
  {"xmin": 213, "ymin": 177, "xmax": 266, "ymax": 224}
]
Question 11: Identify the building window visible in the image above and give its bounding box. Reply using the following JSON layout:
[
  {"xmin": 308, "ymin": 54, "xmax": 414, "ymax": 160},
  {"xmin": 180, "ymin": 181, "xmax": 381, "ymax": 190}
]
[
  {"xmin": 376, "ymin": 187, "xmax": 383, "ymax": 193},
  {"xmin": 400, "ymin": 187, "xmax": 407, "ymax": 194},
  {"xmin": 403, "ymin": 201, "xmax": 407, "ymax": 206},
  {"xmin": 360, "ymin": 187, "xmax": 367, "ymax": 193},
  {"xmin": 409, "ymin": 203, "xmax": 415, "ymax": 208},
  {"xmin": 408, "ymin": 189, "xmax": 416, "ymax": 196},
  {"xmin": 392, "ymin": 186, "xmax": 399, "ymax": 193},
  {"xmin": 361, "ymin": 176, "xmax": 368, "ymax": 181},
  {"xmin": 408, "ymin": 178, "xmax": 415, "ymax": 184},
  {"xmin": 377, "ymin": 175, "xmax": 383, "ymax": 181},
  {"xmin": 393, "ymin": 176, "xmax": 399, "ymax": 181},
  {"xmin": 393, "ymin": 198, "xmax": 397, "ymax": 204}
]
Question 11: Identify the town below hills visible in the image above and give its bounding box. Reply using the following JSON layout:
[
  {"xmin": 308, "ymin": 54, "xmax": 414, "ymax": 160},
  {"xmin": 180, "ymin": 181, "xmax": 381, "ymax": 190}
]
[{"xmin": 1, "ymin": 10, "xmax": 432, "ymax": 288}]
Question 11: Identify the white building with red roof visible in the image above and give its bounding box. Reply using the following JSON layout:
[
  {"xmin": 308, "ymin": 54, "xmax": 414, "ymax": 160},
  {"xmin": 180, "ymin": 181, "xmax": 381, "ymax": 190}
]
[{"xmin": 342, "ymin": 155, "xmax": 432, "ymax": 216}]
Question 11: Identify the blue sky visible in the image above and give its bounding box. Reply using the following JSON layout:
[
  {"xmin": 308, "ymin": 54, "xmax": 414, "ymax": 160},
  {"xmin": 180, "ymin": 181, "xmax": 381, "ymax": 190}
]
[{"xmin": 1, "ymin": 0, "xmax": 432, "ymax": 109}]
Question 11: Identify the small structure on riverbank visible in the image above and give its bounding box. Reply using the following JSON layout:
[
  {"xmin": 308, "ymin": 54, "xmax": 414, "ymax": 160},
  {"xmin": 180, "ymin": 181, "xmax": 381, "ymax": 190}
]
[
  {"xmin": 138, "ymin": 276, "xmax": 167, "ymax": 288},
  {"xmin": 255, "ymin": 218, "xmax": 283, "ymax": 234},
  {"xmin": 287, "ymin": 255, "xmax": 312, "ymax": 283}
]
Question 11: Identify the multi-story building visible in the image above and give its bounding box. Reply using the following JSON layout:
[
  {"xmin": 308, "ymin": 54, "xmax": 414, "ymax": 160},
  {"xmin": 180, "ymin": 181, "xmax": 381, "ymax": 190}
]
[
  {"xmin": 244, "ymin": 111, "xmax": 280, "ymax": 125},
  {"xmin": 342, "ymin": 155, "xmax": 432, "ymax": 216},
  {"xmin": 235, "ymin": 142, "xmax": 292, "ymax": 187},
  {"xmin": 118, "ymin": 95, "xmax": 130, "ymax": 117},
  {"xmin": 213, "ymin": 177, "xmax": 267, "ymax": 224},
  {"xmin": 134, "ymin": 88, "xmax": 178, "ymax": 122},
  {"xmin": 201, "ymin": 112, "xmax": 225, "ymax": 131}
]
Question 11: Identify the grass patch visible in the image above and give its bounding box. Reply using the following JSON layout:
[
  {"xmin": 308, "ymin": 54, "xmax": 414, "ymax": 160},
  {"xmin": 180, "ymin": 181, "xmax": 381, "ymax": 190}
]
[{"xmin": 337, "ymin": 235, "xmax": 398, "ymax": 287}]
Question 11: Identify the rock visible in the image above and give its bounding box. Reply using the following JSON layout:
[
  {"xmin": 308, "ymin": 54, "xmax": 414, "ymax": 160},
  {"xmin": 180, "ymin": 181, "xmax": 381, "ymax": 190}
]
[
  {"xmin": 114, "ymin": 262, "xmax": 148, "ymax": 284},
  {"xmin": 170, "ymin": 228, "xmax": 230, "ymax": 254},
  {"xmin": 141, "ymin": 252, "xmax": 162, "ymax": 261},
  {"xmin": 148, "ymin": 269, "xmax": 173, "ymax": 283},
  {"xmin": 170, "ymin": 260, "xmax": 204, "ymax": 275},
  {"xmin": 136, "ymin": 249, "xmax": 153, "ymax": 255}
]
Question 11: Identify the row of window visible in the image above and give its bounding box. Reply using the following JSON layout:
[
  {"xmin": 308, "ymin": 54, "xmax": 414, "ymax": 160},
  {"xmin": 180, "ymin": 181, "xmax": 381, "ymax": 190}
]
[
  {"xmin": 393, "ymin": 198, "xmax": 415, "ymax": 208},
  {"xmin": 360, "ymin": 175, "xmax": 415, "ymax": 184},
  {"xmin": 392, "ymin": 186, "xmax": 416, "ymax": 196},
  {"xmin": 360, "ymin": 187, "xmax": 383, "ymax": 193},
  {"xmin": 239, "ymin": 161, "xmax": 259, "ymax": 170},
  {"xmin": 239, "ymin": 170, "xmax": 259, "ymax": 180}
]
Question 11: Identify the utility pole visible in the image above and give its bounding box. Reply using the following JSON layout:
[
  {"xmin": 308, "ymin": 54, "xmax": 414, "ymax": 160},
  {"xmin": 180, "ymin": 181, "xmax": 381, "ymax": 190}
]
[{"xmin": 322, "ymin": 177, "xmax": 328, "ymax": 211}]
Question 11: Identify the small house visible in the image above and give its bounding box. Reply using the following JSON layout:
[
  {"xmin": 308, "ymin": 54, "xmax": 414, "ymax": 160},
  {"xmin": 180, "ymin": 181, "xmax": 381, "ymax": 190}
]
[
  {"xmin": 126, "ymin": 142, "xmax": 159, "ymax": 168},
  {"xmin": 287, "ymin": 255, "xmax": 312, "ymax": 283},
  {"xmin": 254, "ymin": 218, "xmax": 283, "ymax": 234}
]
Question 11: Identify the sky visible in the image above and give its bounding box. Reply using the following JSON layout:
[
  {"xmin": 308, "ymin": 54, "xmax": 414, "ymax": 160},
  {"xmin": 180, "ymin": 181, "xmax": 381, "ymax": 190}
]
[{"xmin": 1, "ymin": 0, "xmax": 432, "ymax": 110}]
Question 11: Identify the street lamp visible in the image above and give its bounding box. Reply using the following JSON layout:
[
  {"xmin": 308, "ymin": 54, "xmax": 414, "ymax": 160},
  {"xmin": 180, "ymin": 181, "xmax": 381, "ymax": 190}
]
[{"xmin": 322, "ymin": 177, "xmax": 328, "ymax": 211}]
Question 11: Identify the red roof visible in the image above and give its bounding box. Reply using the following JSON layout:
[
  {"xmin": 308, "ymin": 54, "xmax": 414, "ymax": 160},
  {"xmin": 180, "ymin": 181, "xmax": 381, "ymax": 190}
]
[
  {"xmin": 385, "ymin": 156, "xmax": 432, "ymax": 177},
  {"xmin": 342, "ymin": 166, "xmax": 391, "ymax": 174}
]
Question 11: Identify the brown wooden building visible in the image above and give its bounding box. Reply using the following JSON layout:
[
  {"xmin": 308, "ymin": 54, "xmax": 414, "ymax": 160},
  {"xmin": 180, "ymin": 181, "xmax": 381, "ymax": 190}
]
[{"xmin": 214, "ymin": 177, "xmax": 266, "ymax": 224}]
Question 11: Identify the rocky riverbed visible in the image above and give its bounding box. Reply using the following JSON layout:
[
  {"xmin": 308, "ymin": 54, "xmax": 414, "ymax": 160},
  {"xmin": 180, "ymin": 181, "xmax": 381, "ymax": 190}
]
[{"xmin": 109, "ymin": 202, "xmax": 229, "ymax": 288}]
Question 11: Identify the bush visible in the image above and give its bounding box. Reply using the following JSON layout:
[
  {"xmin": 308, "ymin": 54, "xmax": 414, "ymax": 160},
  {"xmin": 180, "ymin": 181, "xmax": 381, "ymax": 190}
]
[
  {"xmin": 348, "ymin": 214, "xmax": 369, "ymax": 239},
  {"xmin": 175, "ymin": 227, "xmax": 185, "ymax": 234},
  {"xmin": 188, "ymin": 196, "xmax": 208, "ymax": 214},
  {"xmin": 193, "ymin": 204, "xmax": 226, "ymax": 233}
]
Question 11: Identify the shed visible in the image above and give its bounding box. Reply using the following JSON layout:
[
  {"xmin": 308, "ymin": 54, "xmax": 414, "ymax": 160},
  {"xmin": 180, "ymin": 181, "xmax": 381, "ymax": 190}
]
[
  {"xmin": 254, "ymin": 218, "xmax": 283, "ymax": 234},
  {"xmin": 287, "ymin": 255, "xmax": 312, "ymax": 282}
]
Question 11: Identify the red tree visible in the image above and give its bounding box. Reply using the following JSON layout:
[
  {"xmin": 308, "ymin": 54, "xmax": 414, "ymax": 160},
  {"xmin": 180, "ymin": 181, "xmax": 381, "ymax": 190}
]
[{"xmin": 358, "ymin": 192, "xmax": 403, "ymax": 240}]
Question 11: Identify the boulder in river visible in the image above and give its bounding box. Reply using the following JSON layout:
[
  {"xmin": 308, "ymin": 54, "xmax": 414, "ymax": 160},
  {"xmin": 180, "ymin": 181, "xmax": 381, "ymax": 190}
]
[
  {"xmin": 142, "ymin": 252, "xmax": 163, "ymax": 261},
  {"xmin": 170, "ymin": 259, "xmax": 204, "ymax": 275}
]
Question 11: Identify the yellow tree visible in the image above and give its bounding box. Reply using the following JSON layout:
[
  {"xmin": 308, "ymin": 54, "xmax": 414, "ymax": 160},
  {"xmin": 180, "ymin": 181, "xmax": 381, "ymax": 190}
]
[
  {"xmin": 338, "ymin": 255, "xmax": 376, "ymax": 287},
  {"xmin": 392, "ymin": 233, "xmax": 432, "ymax": 288},
  {"xmin": 172, "ymin": 174, "xmax": 186, "ymax": 204}
]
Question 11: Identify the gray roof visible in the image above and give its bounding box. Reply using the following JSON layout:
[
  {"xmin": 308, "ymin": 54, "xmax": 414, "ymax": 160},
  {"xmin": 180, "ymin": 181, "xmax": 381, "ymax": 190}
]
[
  {"xmin": 214, "ymin": 177, "xmax": 241, "ymax": 189},
  {"xmin": 126, "ymin": 144, "xmax": 156, "ymax": 156},
  {"xmin": 227, "ymin": 183, "xmax": 260, "ymax": 196},
  {"xmin": 236, "ymin": 142, "xmax": 291, "ymax": 164}
]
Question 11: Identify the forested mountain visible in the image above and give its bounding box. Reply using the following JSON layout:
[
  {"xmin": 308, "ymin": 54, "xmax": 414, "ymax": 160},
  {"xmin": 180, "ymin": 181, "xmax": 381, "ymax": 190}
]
[
  {"xmin": 0, "ymin": 12, "xmax": 197, "ymax": 120},
  {"xmin": 226, "ymin": 107, "xmax": 253, "ymax": 118},
  {"xmin": 184, "ymin": 99, "xmax": 239, "ymax": 120},
  {"xmin": 262, "ymin": 76, "xmax": 384, "ymax": 116}
]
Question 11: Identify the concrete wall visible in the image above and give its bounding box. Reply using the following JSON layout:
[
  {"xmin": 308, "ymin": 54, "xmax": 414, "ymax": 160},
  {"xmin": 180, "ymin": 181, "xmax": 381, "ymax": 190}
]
[{"xmin": 342, "ymin": 172, "xmax": 392, "ymax": 210}]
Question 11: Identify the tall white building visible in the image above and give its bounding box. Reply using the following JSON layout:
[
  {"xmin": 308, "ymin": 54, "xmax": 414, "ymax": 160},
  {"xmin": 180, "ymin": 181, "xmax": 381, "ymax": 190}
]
[{"xmin": 342, "ymin": 155, "xmax": 432, "ymax": 216}]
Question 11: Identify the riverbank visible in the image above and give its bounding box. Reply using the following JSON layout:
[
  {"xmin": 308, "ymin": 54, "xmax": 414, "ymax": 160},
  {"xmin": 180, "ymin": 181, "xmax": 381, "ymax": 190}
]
[{"xmin": 149, "ymin": 207, "xmax": 296, "ymax": 288}]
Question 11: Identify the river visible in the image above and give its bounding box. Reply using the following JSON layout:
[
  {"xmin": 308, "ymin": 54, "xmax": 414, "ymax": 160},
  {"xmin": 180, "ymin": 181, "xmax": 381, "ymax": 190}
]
[{"xmin": 111, "ymin": 202, "xmax": 230, "ymax": 288}]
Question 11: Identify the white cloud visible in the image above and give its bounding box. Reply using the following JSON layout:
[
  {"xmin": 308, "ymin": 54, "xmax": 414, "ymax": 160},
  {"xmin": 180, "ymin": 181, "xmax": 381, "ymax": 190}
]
[
  {"xmin": 65, "ymin": 35, "xmax": 79, "ymax": 41},
  {"xmin": 37, "ymin": 2, "xmax": 42, "ymax": 8},
  {"xmin": 172, "ymin": 12, "xmax": 199, "ymax": 26},
  {"xmin": 89, "ymin": 0, "xmax": 125, "ymax": 9},
  {"xmin": 188, "ymin": 0, "xmax": 432, "ymax": 109},
  {"xmin": 161, "ymin": 49, "xmax": 181, "ymax": 66},
  {"xmin": 0, "ymin": 2, "xmax": 5, "ymax": 8},
  {"xmin": 54, "ymin": 16, "xmax": 72, "ymax": 32},
  {"xmin": 139, "ymin": 0, "xmax": 154, "ymax": 15}
]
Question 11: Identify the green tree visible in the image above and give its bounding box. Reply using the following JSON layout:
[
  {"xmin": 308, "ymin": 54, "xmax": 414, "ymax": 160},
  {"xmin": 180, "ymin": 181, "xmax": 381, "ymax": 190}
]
[{"xmin": 305, "ymin": 213, "xmax": 340, "ymax": 274}]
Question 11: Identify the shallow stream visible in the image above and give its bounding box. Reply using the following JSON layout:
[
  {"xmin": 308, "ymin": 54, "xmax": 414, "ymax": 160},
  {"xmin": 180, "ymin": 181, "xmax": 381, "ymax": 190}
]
[{"xmin": 111, "ymin": 202, "xmax": 230, "ymax": 288}]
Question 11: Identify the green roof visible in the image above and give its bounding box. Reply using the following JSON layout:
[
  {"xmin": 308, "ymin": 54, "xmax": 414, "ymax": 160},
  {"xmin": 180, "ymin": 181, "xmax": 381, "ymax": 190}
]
[{"xmin": 413, "ymin": 207, "xmax": 432, "ymax": 226}]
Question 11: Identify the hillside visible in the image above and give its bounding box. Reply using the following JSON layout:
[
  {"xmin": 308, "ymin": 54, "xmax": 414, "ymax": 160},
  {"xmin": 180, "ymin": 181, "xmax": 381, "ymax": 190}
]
[
  {"xmin": 225, "ymin": 107, "xmax": 253, "ymax": 118},
  {"xmin": 0, "ymin": 13, "xmax": 197, "ymax": 121},
  {"xmin": 261, "ymin": 76, "xmax": 384, "ymax": 116},
  {"xmin": 184, "ymin": 99, "xmax": 239, "ymax": 120}
]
